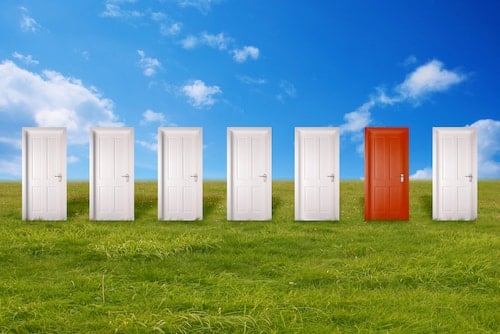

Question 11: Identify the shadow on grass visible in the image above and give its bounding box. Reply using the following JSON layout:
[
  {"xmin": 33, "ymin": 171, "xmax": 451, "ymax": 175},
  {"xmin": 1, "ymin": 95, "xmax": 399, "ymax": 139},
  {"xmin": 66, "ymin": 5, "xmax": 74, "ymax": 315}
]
[
  {"xmin": 419, "ymin": 194, "xmax": 432, "ymax": 219},
  {"xmin": 272, "ymin": 195, "xmax": 282, "ymax": 215},
  {"xmin": 204, "ymin": 192, "xmax": 225, "ymax": 219}
]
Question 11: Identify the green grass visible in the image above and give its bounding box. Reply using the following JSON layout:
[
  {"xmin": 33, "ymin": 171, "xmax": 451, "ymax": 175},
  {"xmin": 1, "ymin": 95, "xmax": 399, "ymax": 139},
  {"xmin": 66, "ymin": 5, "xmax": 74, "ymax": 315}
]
[{"xmin": 0, "ymin": 180, "xmax": 498, "ymax": 333}]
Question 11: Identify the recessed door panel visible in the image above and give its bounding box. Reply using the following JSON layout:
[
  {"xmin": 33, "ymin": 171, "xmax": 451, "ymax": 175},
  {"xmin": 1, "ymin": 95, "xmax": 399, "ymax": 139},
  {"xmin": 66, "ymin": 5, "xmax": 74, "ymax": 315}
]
[
  {"xmin": 227, "ymin": 127, "xmax": 272, "ymax": 221},
  {"xmin": 432, "ymin": 127, "xmax": 477, "ymax": 220},
  {"xmin": 22, "ymin": 128, "xmax": 67, "ymax": 220},
  {"xmin": 295, "ymin": 127, "xmax": 340, "ymax": 221},
  {"xmin": 90, "ymin": 128, "xmax": 134, "ymax": 221},
  {"xmin": 158, "ymin": 128, "xmax": 202, "ymax": 221},
  {"xmin": 365, "ymin": 127, "xmax": 409, "ymax": 220}
]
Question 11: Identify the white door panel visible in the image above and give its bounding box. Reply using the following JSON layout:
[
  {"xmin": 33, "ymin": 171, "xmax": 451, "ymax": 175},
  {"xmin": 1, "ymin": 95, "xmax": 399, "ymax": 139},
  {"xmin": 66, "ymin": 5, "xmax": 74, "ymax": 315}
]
[
  {"xmin": 158, "ymin": 128, "xmax": 202, "ymax": 220},
  {"xmin": 295, "ymin": 127, "xmax": 339, "ymax": 220},
  {"xmin": 227, "ymin": 127, "xmax": 271, "ymax": 220},
  {"xmin": 22, "ymin": 128, "xmax": 67, "ymax": 220},
  {"xmin": 90, "ymin": 128, "xmax": 134, "ymax": 220},
  {"xmin": 433, "ymin": 127, "xmax": 477, "ymax": 220}
]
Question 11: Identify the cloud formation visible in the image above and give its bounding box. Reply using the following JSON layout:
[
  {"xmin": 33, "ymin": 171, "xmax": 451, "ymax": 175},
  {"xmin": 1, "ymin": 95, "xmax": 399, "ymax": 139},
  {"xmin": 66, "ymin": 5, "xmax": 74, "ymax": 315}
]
[
  {"xmin": 469, "ymin": 118, "xmax": 500, "ymax": 178},
  {"xmin": 141, "ymin": 109, "xmax": 165, "ymax": 124},
  {"xmin": 182, "ymin": 79, "xmax": 222, "ymax": 108},
  {"xmin": 177, "ymin": 0, "xmax": 219, "ymax": 13},
  {"xmin": 0, "ymin": 60, "xmax": 121, "ymax": 145},
  {"xmin": 12, "ymin": 52, "xmax": 39, "ymax": 65},
  {"xmin": 341, "ymin": 59, "xmax": 466, "ymax": 144},
  {"xmin": 137, "ymin": 50, "xmax": 161, "ymax": 77},
  {"xmin": 397, "ymin": 60, "xmax": 466, "ymax": 100},
  {"xmin": 233, "ymin": 46, "xmax": 260, "ymax": 63},
  {"xmin": 19, "ymin": 6, "xmax": 41, "ymax": 32}
]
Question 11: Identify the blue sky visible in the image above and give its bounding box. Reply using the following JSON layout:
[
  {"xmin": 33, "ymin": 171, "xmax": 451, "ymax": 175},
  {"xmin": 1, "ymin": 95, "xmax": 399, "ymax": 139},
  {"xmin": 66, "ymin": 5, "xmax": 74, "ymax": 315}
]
[{"xmin": 0, "ymin": 0, "xmax": 499, "ymax": 180}]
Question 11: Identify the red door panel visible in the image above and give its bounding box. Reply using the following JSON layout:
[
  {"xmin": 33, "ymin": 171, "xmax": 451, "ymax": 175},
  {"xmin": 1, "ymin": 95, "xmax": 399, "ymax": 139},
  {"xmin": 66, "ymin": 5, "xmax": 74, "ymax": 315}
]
[{"xmin": 365, "ymin": 127, "xmax": 409, "ymax": 220}]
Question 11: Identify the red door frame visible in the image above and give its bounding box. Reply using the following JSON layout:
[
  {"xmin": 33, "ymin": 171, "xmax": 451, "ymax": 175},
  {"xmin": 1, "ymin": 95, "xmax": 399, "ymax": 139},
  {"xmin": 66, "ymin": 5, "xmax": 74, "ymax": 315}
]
[{"xmin": 364, "ymin": 127, "xmax": 409, "ymax": 220}]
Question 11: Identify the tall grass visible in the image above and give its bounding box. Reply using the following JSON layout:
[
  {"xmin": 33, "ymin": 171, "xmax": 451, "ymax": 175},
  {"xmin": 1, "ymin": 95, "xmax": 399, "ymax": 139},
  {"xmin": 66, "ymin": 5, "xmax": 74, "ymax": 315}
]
[{"xmin": 0, "ymin": 180, "xmax": 498, "ymax": 333}]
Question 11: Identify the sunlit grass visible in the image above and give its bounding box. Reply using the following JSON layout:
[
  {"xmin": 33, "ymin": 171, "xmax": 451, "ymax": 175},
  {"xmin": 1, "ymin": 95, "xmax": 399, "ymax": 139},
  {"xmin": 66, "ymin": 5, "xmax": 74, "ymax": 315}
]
[{"xmin": 0, "ymin": 181, "xmax": 498, "ymax": 333}]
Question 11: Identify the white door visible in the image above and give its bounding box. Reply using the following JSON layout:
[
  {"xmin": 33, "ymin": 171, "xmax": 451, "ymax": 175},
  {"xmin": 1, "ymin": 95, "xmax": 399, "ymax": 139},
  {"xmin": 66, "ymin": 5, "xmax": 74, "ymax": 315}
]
[
  {"xmin": 158, "ymin": 127, "xmax": 203, "ymax": 220},
  {"xmin": 227, "ymin": 127, "xmax": 272, "ymax": 220},
  {"xmin": 22, "ymin": 127, "xmax": 67, "ymax": 220},
  {"xmin": 433, "ymin": 127, "xmax": 477, "ymax": 220},
  {"xmin": 295, "ymin": 127, "xmax": 340, "ymax": 221},
  {"xmin": 90, "ymin": 128, "xmax": 134, "ymax": 221}
]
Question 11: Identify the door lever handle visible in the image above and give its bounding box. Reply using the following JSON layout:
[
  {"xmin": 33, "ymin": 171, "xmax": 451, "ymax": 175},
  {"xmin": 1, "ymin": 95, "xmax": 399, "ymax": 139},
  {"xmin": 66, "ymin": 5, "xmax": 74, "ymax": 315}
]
[
  {"xmin": 400, "ymin": 173, "xmax": 405, "ymax": 183},
  {"xmin": 54, "ymin": 174, "xmax": 62, "ymax": 182},
  {"xmin": 327, "ymin": 174, "xmax": 335, "ymax": 182},
  {"xmin": 190, "ymin": 174, "xmax": 198, "ymax": 182},
  {"xmin": 465, "ymin": 174, "xmax": 473, "ymax": 182},
  {"xmin": 259, "ymin": 173, "xmax": 267, "ymax": 182},
  {"xmin": 121, "ymin": 173, "xmax": 130, "ymax": 182}
]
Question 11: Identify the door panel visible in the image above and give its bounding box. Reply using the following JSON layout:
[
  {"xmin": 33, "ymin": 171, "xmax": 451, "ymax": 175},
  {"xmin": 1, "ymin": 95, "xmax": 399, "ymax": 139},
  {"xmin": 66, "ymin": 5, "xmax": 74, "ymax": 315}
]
[
  {"xmin": 22, "ymin": 128, "xmax": 67, "ymax": 220},
  {"xmin": 158, "ymin": 128, "xmax": 202, "ymax": 220},
  {"xmin": 432, "ymin": 128, "xmax": 477, "ymax": 220},
  {"xmin": 227, "ymin": 127, "xmax": 272, "ymax": 220},
  {"xmin": 90, "ymin": 128, "xmax": 134, "ymax": 221},
  {"xmin": 365, "ymin": 127, "xmax": 409, "ymax": 220},
  {"xmin": 295, "ymin": 127, "xmax": 340, "ymax": 221}
]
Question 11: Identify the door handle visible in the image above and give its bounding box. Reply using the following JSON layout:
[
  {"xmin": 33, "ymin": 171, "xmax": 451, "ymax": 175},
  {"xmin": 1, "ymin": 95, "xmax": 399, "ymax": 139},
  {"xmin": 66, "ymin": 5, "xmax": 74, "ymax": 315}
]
[
  {"xmin": 121, "ymin": 173, "xmax": 130, "ymax": 182},
  {"xmin": 400, "ymin": 173, "xmax": 405, "ymax": 183},
  {"xmin": 465, "ymin": 174, "xmax": 473, "ymax": 182},
  {"xmin": 327, "ymin": 174, "xmax": 335, "ymax": 182},
  {"xmin": 54, "ymin": 174, "xmax": 62, "ymax": 182},
  {"xmin": 259, "ymin": 173, "xmax": 267, "ymax": 182},
  {"xmin": 190, "ymin": 174, "xmax": 198, "ymax": 182}
]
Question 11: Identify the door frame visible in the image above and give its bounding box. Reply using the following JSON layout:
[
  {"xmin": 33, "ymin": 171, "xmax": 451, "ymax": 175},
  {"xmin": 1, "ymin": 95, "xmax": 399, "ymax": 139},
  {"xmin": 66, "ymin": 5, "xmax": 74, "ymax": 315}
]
[
  {"xmin": 294, "ymin": 127, "xmax": 340, "ymax": 221},
  {"xmin": 89, "ymin": 127, "xmax": 134, "ymax": 221},
  {"xmin": 22, "ymin": 127, "xmax": 67, "ymax": 220},
  {"xmin": 227, "ymin": 127, "xmax": 272, "ymax": 221},
  {"xmin": 432, "ymin": 127, "xmax": 477, "ymax": 220},
  {"xmin": 158, "ymin": 127, "xmax": 203, "ymax": 220},
  {"xmin": 364, "ymin": 127, "xmax": 409, "ymax": 220}
]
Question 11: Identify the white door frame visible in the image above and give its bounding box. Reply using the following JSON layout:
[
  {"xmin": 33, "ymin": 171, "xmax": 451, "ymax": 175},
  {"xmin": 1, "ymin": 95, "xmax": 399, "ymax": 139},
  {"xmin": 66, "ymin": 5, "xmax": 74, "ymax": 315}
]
[
  {"xmin": 89, "ymin": 127, "xmax": 134, "ymax": 221},
  {"xmin": 158, "ymin": 127, "xmax": 203, "ymax": 220},
  {"xmin": 432, "ymin": 127, "xmax": 477, "ymax": 220},
  {"xmin": 295, "ymin": 127, "xmax": 340, "ymax": 221},
  {"xmin": 22, "ymin": 127, "xmax": 67, "ymax": 220},
  {"xmin": 227, "ymin": 127, "xmax": 272, "ymax": 221}
]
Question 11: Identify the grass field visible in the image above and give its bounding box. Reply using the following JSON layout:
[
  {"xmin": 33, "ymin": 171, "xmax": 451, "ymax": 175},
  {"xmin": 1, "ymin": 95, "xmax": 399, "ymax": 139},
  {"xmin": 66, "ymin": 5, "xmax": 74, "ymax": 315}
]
[{"xmin": 0, "ymin": 181, "xmax": 498, "ymax": 333}]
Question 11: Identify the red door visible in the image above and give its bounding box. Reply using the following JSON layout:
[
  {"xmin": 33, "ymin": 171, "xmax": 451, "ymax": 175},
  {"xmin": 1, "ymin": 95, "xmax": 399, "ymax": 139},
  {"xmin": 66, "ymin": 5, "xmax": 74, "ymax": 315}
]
[{"xmin": 364, "ymin": 127, "xmax": 409, "ymax": 220}]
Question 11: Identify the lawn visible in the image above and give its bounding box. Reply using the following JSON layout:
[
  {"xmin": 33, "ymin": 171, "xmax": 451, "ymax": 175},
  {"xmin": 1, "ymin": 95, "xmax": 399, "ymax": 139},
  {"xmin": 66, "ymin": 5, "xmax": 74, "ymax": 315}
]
[{"xmin": 0, "ymin": 181, "xmax": 498, "ymax": 333}]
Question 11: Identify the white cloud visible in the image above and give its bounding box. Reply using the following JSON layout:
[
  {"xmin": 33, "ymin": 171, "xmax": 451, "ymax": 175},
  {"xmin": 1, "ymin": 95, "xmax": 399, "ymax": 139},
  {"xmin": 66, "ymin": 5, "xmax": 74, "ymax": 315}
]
[
  {"xmin": 68, "ymin": 155, "xmax": 79, "ymax": 164},
  {"xmin": 397, "ymin": 60, "xmax": 466, "ymax": 100},
  {"xmin": 137, "ymin": 50, "xmax": 161, "ymax": 77},
  {"xmin": 137, "ymin": 139, "xmax": 158, "ymax": 152},
  {"xmin": 183, "ymin": 32, "xmax": 233, "ymax": 51},
  {"xmin": 181, "ymin": 35, "xmax": 198, "ymax": 49},
  {"xmin": 340, "ymin": 59, "xmax": 466, "ymax": 152},
  {"xmin": 340, "ymin": 100, "xmax": 374, "ymax": 135},
  {"xmin": 233, "ymin": 46, "xmax": 260, "ymax": 63},
  {"xmin": 410, "ymin": 167, "xmax": 432, "ymax": 180},
  {"xmin": 101, "ymin": 0, "xmax": 143, "ymax": 18},
  {"xmin": 0, "ymin": 60, "xmax": 121, "ymax": 145},
  {"xmin": 12, "ymin": 52, "xmax": 39, "ymax": 65},
  {"xmin": 468, "ymin": 119, "xmax": 500, "ymax": 178},
  {"xmin": 182, "ymin": 79, "xmax": 222, "ymax": 108},
  {"xmin": 201, "ymin": 32, "xmax": 232, "ymax": 50},
  {"xmin": 238, "ymin": 76, "xmax": 267, "ymax": 85},
  {"xmin": 160, "ymin": 22, "xmax": 182, "ymax": 36},
  {"xmin": 19, "ymin": 6, "xmax": 41, "ymax": 33},
  {"xmin": 141, "ymin": 109, "xmax": 165, "ymax": 124},
  {"xmin": 177, "ymin": 0, "xmax": 219, "ymax": 13},
  {"xmin": 277, "ymin": 80, "xmax": 297, "ymax": 102}
]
